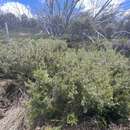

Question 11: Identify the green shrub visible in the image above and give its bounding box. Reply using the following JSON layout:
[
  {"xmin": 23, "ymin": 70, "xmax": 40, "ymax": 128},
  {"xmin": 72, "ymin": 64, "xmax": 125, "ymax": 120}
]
[
  {"xmin": 0, "ymin": 38, "xmax": 130, "ymax": 128},
  {"xmin": 28, "ymin": 48, "xmax": 130, "ymax": 127},
  {"xmin": 67, "ymin": 113, "xmax": 78, "ymax": 126},
  {"xmin": 0, "ymin": 38, "xmax": 67, "ymax": 79}
]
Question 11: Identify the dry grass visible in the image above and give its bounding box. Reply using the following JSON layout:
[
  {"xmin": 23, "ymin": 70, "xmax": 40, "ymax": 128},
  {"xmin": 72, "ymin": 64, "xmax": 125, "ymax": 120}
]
[{"xmin": 0, "ymin": 106, "xmax": 26, "ymax": 130}]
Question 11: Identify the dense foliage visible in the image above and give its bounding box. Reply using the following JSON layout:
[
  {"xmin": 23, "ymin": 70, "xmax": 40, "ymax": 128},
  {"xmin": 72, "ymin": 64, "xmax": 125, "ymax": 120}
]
[
  {"xmin": 0, "ymin": 39, "xmax": 67, "ymax": 79},
  {"xmin": 19, "ymin": 39, "xmax": 130, "ymax": 128},
  {"xmin": 0, "ymin": 39, "xmax": 130, "ymax": 129}
]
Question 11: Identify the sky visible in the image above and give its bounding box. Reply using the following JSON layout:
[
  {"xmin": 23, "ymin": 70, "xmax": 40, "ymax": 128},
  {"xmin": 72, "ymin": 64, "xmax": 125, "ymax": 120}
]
[
  {"xmin": 18, "ymin": 0, "xmax": 130, "ymax": 10},
  {"xmin": 122, "ymin": 0, "xmax": 130, "ymax": 10},
  {"xmin": 18, "ymin": 0, "xmax": 42, "ymax": 11},
  {"xmin": 0, "ymin": 0, "xmax": 130, "ymax": 17}
]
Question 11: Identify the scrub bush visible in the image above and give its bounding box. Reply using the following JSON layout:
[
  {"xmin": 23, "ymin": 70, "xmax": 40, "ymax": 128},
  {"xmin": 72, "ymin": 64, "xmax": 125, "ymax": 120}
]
[
  {"xmin": 28, "ymin": 48, "xmax": 130, "ymax": 128},
  {"xmin": 0, "ymin": 38, "xmax": 67, "ymax": 79},
  {"xmin": 0, "ymin": 38, "xmax": 130, "ymax": 128}
]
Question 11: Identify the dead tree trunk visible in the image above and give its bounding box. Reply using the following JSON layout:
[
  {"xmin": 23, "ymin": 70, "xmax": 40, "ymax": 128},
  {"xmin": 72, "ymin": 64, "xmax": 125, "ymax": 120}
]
[{"xmin": 5, "ymin": 22, "xmax": 10, "ymax": 43}]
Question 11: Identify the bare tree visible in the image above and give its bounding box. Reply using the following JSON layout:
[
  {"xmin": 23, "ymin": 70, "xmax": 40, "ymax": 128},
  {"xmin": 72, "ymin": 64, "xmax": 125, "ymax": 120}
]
[
  {"xmin": 66, "ymin": 0, "xmax": 123, "ymax": 41},
  {"xmin": 38, "ymin": 0, "xmax": 81, "ymax": 36},
  {"xmin": 38, "ymin": 0, "xmax": 123, "ymax": 38}
]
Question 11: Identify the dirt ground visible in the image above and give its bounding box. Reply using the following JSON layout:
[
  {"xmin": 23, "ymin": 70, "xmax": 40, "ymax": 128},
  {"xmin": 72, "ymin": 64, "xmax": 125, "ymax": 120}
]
[
  {"xmin": 0, "ymin": 105, "xmax": 26, "ymax": 130},
  {"xmin": 0, "ymin": 79, "xmax": 29, "ymax": 130}
]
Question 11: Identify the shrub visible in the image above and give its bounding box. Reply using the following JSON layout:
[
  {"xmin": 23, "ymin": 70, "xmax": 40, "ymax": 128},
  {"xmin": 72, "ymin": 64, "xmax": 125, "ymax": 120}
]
[
  {"xmin": 0, "ymin": 38, "xmax": 67, "ymax": 79},
  {"xmin": 28, "ymin": 48, "xmax": 130, "ymax": 128},
  {"xmin": 112, "ymin": 39, "xmax": 130, "ymax": 57},
  {"xmin": 0, "ymin": 38, "xmax": 130, "ymax": 128}
]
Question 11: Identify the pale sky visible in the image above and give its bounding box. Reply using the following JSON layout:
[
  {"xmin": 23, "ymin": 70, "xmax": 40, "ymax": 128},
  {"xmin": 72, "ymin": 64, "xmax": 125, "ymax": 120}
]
[
  {"xmin": 0, "ymin": 0, "xmax": 128, "ymax": 17},
  {"xmin": 79, "ymin": 0, "xmax": 125, "ymax": 10}
]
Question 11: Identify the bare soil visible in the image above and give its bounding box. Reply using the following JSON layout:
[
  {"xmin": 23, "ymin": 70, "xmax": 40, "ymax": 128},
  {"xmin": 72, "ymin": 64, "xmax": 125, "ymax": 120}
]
[{"xmin": 0, "ymin": 79, "xmax": 29, "ymax": 130}]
